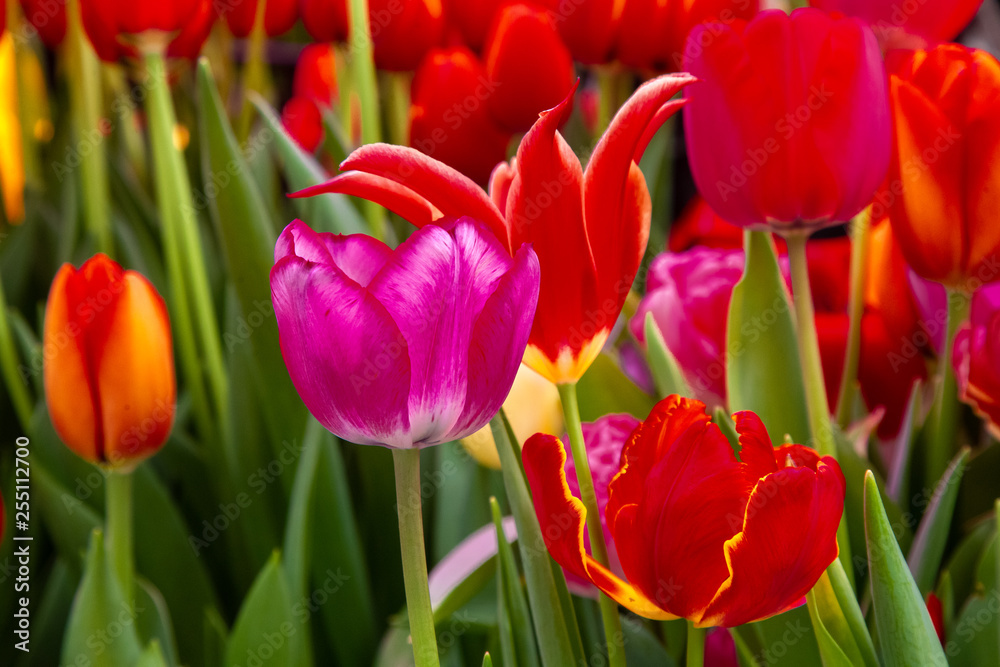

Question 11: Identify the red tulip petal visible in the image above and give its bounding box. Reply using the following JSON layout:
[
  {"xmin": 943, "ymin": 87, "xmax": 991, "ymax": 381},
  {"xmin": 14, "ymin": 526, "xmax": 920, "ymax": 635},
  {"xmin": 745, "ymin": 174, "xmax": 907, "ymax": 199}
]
[
  {"xmin": 488, "ymin": 159, "xmax": 516, "ymax": 213},
  {"xmin": 697, "ymin": 458, "xmax": 845, "ymax": 627},
  {"xmin": 731, "ymin": 411, "xmax": 779, "ymax": 480},
  {"xmin": 293, "ymin": 172, "xmax": 444, "ymax": 229},
  {"xmin": 522, "ymin": 432, "xmax": 677, "ymax": 620}
]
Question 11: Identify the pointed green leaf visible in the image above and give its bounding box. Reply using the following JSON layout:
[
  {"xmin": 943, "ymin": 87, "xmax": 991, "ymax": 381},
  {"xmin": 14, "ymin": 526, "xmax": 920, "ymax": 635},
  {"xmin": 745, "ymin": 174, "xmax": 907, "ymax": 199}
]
[
  {"xmin": 492, "ymin": 497, "xmax": 541, "ymax": 667},
  {"xmin": 576, "ymin": 353, "xmax": 655, "ymax": 422},
  {"xmin": 225, "ymin": 552, "xmax": 301, "ymax": 667},
  {"xmin": 864, "ymin": 471, "xmax": 947, "ymax": 666},
  {"xmin": 483, "ymin": 652, "xmax": 494, "ymax": 667},
  {"xmin": 491, "ymin": 413, "xmax": 582, "ymax": 667},
  {"xmin": 136, "ymin": 641, "xmax": 169, "ymax": 667},
  {"xmin": 805, "ymin": 572, "xmax": 868, "ymax": 667},
  {"xmin": 61, "ymin": 530, "xmax": 143, "ymax": 667},
  {"xmin": 908, "ymin": 448, "xmax": 969, "ymax": 594},
  {"xmin": 643, "ymin": 312, "xmax": 693, "ymax": 399},
  {"xmin": 251, "ymin": 93, "xmax": 366, "ymax": 235},
  {"xmin": 204, "ymin": 608, "xmax": 228, "ymax": 667},
  {"xmin": 726, "ymin": 230, "xmax": 810, "ymax": 443},
  {"xmin": 134, "ymin": 578, "xmax": 179, "ymax": 667}
]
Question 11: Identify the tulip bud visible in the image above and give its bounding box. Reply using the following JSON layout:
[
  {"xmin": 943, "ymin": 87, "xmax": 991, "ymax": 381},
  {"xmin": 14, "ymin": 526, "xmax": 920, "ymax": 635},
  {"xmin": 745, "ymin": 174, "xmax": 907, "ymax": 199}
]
[{"xmin": 44, "ymin": 254, "xmax": 176, "ymax": 469}]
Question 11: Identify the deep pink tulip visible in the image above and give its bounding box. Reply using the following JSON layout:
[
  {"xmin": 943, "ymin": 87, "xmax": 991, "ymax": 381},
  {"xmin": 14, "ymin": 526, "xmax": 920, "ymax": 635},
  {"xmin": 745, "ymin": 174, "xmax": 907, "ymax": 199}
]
[
  {"xmin": 561, "ymin": 414, "xmax": 639, "ymax": 597},
  {"xmin": 630, "ymin": 248, "xmax": 745, "ymax": 408},
  {"xmin": 809, "ymin": 0, "xmax": 983, "ymax": 50},
  {"xmin": 683, "ymin": 8, "xmax": 890, "ymax": 233},
  {"xmin": 271, "ymin": 218, "xmax": 540, "ymax": 449},
  {"xmin": 954, "ymin": 284, "xmax": 1000, "ymax": 439}
]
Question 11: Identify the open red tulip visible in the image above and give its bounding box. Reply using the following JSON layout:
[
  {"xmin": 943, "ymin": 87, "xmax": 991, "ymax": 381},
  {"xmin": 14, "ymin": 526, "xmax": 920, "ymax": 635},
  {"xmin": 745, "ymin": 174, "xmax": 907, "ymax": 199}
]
[
  {"xmin": 522, "ymin": 395, "xmax": 845, "ymax": 626},
  {"xmin": 295, "ymin": 73, "xmax": 693, "ymax": 384}
]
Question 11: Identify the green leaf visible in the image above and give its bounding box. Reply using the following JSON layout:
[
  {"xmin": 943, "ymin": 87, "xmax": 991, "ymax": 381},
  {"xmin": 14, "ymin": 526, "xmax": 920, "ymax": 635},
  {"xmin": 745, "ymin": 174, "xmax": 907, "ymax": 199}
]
[
  {"xmin": 134, "ymin": 578, "xmax": 179, "ymax": 667},
  {"xmin": 643, "ymin": 312, "xmax": 693, "ymax": 399},
  {"xmin": 483, "ymin": 652, "xmax": 494, "ymax": 667},
  {"xmin": 491, "ymin": 413, "xmax": 582, "ymax": 667},
  {"xmin": 621, "ymin": 617, "xmax": 676, "ymax": 667},
  {"xmin": 576, "ymin": 353, "xmax": 655, "ymax": 422},
  {"xmin": 136, "ymin": 641, "xmax": 169, "ymax": 667},
  {"xmin": 204, "ymin": 608, "xmax": 229, "ymax": 667},
  {"xmin": 864, "ymin": 471, "xmax": 947, "ymax": 666},
  {"xmin": 251, "ymin": 93, "xmax": 367, "ymax": 235},
  {"xmin": 805, "ymin": 570, "xmax": 872, "ymax": 667},
  {"xmin": 907, "ymin": 448, "xmax": 969, "ymax": 594},
  {"xmin": 726, "ymin": 230, "xmax": 810, "ymax": 443},
  {"xmin": 225, "ymin": 552, "xmax": 302, "ymax": 667},
  {"xmin": 61, "ymin": 530, "xmax": 143, "ymax": 667},
  {"xmin": 491, "ymin": 497, "xmax": 541, "ymax": 667}
]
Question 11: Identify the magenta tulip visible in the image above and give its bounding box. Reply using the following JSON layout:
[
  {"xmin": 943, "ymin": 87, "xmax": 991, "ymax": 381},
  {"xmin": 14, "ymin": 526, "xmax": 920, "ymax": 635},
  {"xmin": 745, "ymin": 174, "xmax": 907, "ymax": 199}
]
[
  {"xmin": 954, "ymin": 284, "xmax": 1000, "ymax": 439},
  {"xmin": 683, "ymin": 8, "xmax": 890, "ymax": 232},
  {"xmin": 271, "ymin": 218, "xmax": 540, "ymax": 448}
]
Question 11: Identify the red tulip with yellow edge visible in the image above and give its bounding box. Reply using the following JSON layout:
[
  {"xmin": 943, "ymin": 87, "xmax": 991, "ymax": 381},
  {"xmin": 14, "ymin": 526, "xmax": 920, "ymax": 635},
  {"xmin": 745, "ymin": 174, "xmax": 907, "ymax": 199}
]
[
  {"xmin": 44, "ymin": 254, "xmax": 175, "ymax": 469},
  {"xmin": 885, "ymin": 44, "xmax": 1000, "ymax": 289},
  {"xmin": 522, "ymin": 395, "xmax": 845, "ymax": 626}
]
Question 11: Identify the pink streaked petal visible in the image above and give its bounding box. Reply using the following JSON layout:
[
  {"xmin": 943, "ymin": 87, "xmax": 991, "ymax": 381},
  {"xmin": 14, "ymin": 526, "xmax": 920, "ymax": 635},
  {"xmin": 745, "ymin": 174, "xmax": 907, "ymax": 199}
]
[
  {"xmin": 270, "ymin": 257, "xmax": 411, "ymax": 447},
  {"xmin": 292, "ymin": 171, "xmax": 445, "ymax": 229},
  {"xmin": 449, "ymin": 243, "xmax": 540, "ymax": 439},
  {"xmin": 337, "ymin": 144, "xmax": 510, "ymax": 250},
  {"xmin": 369, "ymin": 220, "xmax": 513, "ymax": 444}
]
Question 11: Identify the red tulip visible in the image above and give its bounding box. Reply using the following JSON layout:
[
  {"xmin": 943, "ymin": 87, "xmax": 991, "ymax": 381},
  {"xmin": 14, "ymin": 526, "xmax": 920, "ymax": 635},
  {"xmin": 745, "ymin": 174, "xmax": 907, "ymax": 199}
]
[
  {"xmin": 885, "ymin": 45, "xmax": 1000, "ymax": 289},
  {"xmin": 81, "ymin": 0, "xmax": 215, "ymax": 60},
  {"xmin": 302, "ymin": 0, "xmax": 444, "ymax": 71},
  {"xmin": 282, "ymin": 96, "xmax": 324, "ymax": 152},
  {"xmin": 20, "ymin": 0, "xmax": 67, "ymax": 47},
  {"xmin": 222, "ymin": 0, "xmax": 298, "ymax": 37},
  {"xmin": 408, "ymin": 47, "xmax": 512, "ymax": 185},
  {"xmin": 299, "ymin": 73, "xmax": 693, "ymax": 383},
  {"xmin": 616, "ymin": 0, "xmax": 759, "ymax": 72},
  {"xmin": 483, "ymin": 2, "xmax": 575, "ymax": 132},
  {"xmin": 551, "ymin": 0, "xmax": 623, "ymax": 65},
  {"xmin": 683, "ymin": 8, "xmax": 890, "ymax": 233},
  {"xmin": 445, "ymin": 0, "xmax": 508, "ymax": 50},
  {"xmin": 44, "ymin": 254, "xmax": 175, "ymax": 468},
  {"xmin": 809, "ymin": 0, "xmax": 983, "ymax": 50},
  {"xmin": 293, "ymin": 43, "xmax": 339, "ymax": 106},
  {"xmin": 522, "ymin": 395, "xmax": 845, "ymax": 626}
]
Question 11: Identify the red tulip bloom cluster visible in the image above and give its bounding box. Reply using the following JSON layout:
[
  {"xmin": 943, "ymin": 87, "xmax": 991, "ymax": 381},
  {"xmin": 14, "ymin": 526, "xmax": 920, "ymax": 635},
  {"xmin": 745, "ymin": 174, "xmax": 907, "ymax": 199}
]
[
  {"xmin": 684, "ymin": 8, "xmax": 890, "ymax": 233},
  {"xmin": 302, "ymin": 73, "xmax": 693, "ymax": 384},
  {"xmin": 885, "ymin": 44, "xmax": 1000, "ymax": 289},
  {"xmin": 523, "ymin": 396, "xmax": 845, "ymax": 626}
]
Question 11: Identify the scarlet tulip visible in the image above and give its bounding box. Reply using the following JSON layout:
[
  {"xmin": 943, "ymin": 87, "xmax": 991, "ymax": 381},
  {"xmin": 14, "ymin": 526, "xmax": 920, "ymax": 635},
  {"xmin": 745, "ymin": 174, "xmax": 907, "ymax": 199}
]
[
  {"xmin": 270, "ymin": 218, "xmax": 540, "ymax": 448},
  {"xmin": 683, "ymin": 8, "xmax": 890, "ymax": 233},
  {"xmin": 954, "ymin": 283, "xmax": 1000, "ymax": 439},
  {"xmin": 523, "ymin": 395, "xmax": 845, "ymax": 626},
  {"xmin": 80, "ymin": 0, "xmax": 215, "ymax": 60},
  {"xmin": 552, "ymin": 0, "xmax": 623, "ymax": 65},
  {"xmin": 282, "ymin": 96, "xmax": 324, "ymax": 152},
  {"xmin": 408, "ymin": 47, "xmax": 513, "ymax": 185},
  {"xmin": 482, "ymin": 2, "xmax": 575, "ymax": 132},
  {"xmin": 20, "ymin": 0, "xmax": 67, "ymax": 47},
  {"xmin": 885, "ymin": 45, "xmax": 1000, "ymax": 289},
  {"xmin": 616, "ymin": 0, "xmax": 758, "ymax": 72},
  {"xmin": 299, "ymin": 73, "xmax": 693, "ymax": 383},
  {"xmin": 281, "ymin": 44, "xmax": 339, "ymax": 152},
  {"xmin": 222, "ymin": 0, "xmax": 298, "ymax": 37},
  {"xmin": 809, "ymin": 0, "xmax": 983, "ymax": 50},
  {"xmin": 44, "ymin": 254, "xmax": 175, "ymax": 468},
  {"xmin": 299, "ymin": 0, "xmax": 348, "ymax": 42},
  {"xmin": 445, "ymin": 0, "xmax": 507, "ymax": 50}
]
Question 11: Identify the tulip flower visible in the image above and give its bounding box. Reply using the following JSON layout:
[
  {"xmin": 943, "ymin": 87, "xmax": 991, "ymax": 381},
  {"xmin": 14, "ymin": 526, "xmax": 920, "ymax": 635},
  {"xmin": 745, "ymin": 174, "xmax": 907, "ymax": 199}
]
[
  {"xmin": 954, "ymin": 283, "xmax": 1000, "ymax": 439},
  {"xmin": 281, "ymin": 44, "xmax": 339, "ymax": 151},
  {"xmin": 616, "ymin": 0, "xmax": 759, "ymax": 72},
  {"xmin": 809, "ymin": 0, "xmax": 983, "ymax": 50},
  {"xmin": 683, "ymin": 8, "xmax": 890, "ymax": 233},
  {"xmin": 482, "ymin": 2, "xmax": 575, "ymax": 132},
  {"xmin": 282, "ymin": 96, "xmax": 324, "ymax": 152},
  {"xmin": 408, "ymin": 47, "xmax": 513, "ymax": 185},
  {"xmin": 222, "ymin": 0, "xmax": 297, "ymax": 37},
  {"xmin": 553, "ymin": 0, "xmax": 623, "ymax": 65},
  {"xmin": 300, "ymin": 73, "xmax": 693, "ymax": 383},
  {"xmin": 270, "ymin": 218, "xmax": 540, "ymax": 448},
  {"xmin": 445, "ymin": 0, "xmax": 506, "ymax": 51},
  {"xmin": 302, "ymin": 0, "xmax": 444, "ymax": 71},
  {"xmin": 885, "ymin": 44, "xmax": 1000, "ymax": 289},
  {"xmin": 80, "ymin": 0, "xmax": 216, "ymax": 60},
  {"xmin": 631, "ymin": 247, "xmax": 745, "ymax": 408},
  {"xmin": 44, "ymin": 254, "xmax": 175, "ymax": 468},
  {"xmin": 522, "ymin": 395, "xmax": 845, "ymax": 626},
  {"xmin": 20, "ymin": 0, "xmax": 67, "ymax": 47},
  {"xmin": 460, "ymin": 364, "xmax": 563, "ymax": 469}
]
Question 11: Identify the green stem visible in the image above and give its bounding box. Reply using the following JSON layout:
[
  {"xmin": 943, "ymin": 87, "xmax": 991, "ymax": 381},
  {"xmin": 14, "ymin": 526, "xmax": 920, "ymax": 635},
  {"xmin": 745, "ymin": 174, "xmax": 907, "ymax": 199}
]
[
  {"xmin": 786, "ymin": 233, "xmax": 854, "ymax": 585},
  {"xmin": 66, "ymin": 0, "xmax": 112, "ymax": 254},
  {"xmin": 392, "ymin": 448, "xmax": 440, "ymax": 667},
  {"xmin": 383, "ymin": 71, "xmax": 411, "ymax": 147},
  {"xmin": 236, "ymin": 0, "xmax": 270, "ymax": 143},
  {"xmin": 835, "ymin": 210, "xmax": 871, "ymax": 428},
  {"xmin": 105, "ymin": 470, "xmax": 134, "ymax": 601},
  {"xmin": 558, "ymin": 382, "xmax": 627, "ymax": 667},
  {"xmin": 0, "ymin": 270, "xmax": 31, "ymax": 428},
  {"xmin": 686, "ymin": 622, "xmax": 706, "ymax": 667},
  {"xmin": 144, "ymin": 51, "xmax": 228, "ymax": 441},
  {"xmin": 595, "ymin": 67, "xmax": 617, "ymax": 140},
  {"xmin": 928, "ymin": 290, "xmax": 969, "ymax": 483}
]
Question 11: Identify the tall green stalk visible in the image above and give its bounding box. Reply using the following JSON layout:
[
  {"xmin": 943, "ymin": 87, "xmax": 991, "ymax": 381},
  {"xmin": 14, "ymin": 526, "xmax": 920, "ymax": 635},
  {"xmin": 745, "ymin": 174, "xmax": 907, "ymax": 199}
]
[
  {"xmin": 686, "ymin": 622, "xmax": 706, "ymax": 667},
  {"xmin": 558, "ymin": 382, "xmax": 627, "ymax": 667},
  {"xmin": 835, "ymin": 210, "xmax": 871, "ymax": 428},
  {"xmin": 105, "ymin": 470, "xmax": 134, "ymax": 601},
  {"xmin": 928, "ymin": 290, "xmax": 970, "ymax": 483},
  {"xmin": 392, "ymin": 448, "xmax": 440, "ymax": 667}
]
